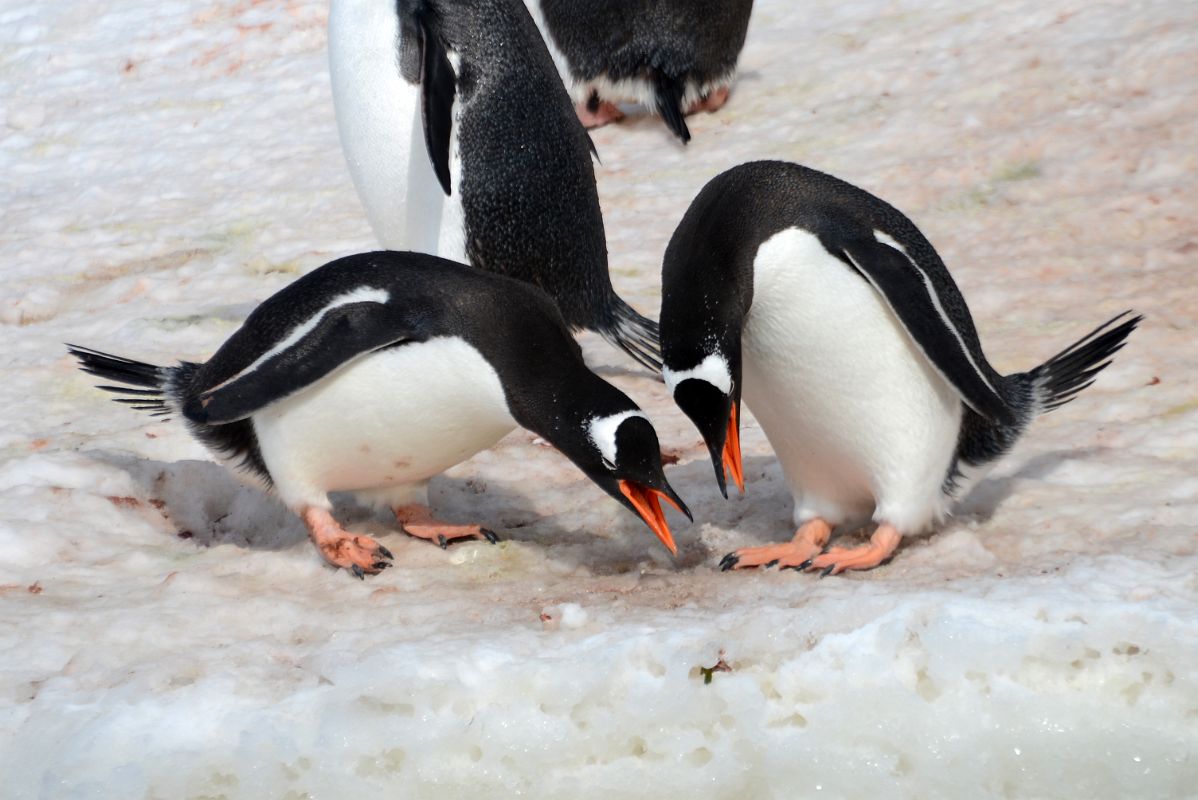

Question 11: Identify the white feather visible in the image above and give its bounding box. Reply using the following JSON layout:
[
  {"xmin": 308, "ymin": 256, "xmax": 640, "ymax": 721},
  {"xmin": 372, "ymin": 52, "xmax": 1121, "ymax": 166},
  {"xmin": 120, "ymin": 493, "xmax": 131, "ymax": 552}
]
[
  {"xmin": 742, "ymin": 228, "xmax": 962, "ymax": 533},
  {"xmin": 328, "ymin": 0, "xmax": 464, "ymax": 255},
  {"xmin": 587, "ymin": 411, "xmax": 648, "ymax": 466},
  {"xmin": 252, "ymin": 336, "xmax": 517, "ymax": 511},
  {"xmin": 662, "ymin": 354, "xmax": 732, "ymax": 396}
]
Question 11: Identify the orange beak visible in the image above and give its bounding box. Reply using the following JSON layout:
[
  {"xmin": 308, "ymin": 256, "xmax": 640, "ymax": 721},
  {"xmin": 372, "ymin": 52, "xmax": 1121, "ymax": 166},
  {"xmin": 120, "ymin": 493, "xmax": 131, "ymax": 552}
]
[
  {"xmin": 723, "ymin": 403, "xmax": 745, "ymax": 494},
  {"xmin": 618, "ymin": 479, "xmax": 680, "ymax": 555}
]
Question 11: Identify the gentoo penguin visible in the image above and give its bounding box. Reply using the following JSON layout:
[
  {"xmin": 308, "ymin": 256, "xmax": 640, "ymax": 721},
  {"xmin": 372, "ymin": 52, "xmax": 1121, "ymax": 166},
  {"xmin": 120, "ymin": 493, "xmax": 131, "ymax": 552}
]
[
  {"xmin": 659, "ymin": 160, "xmax": 1141, "ymax": 574},
  {"xmin": 69, "ymin": 252, "xmax": 689, "ymax": 578},
  {"xmin": 526, "ymin": 0, "xmax": 754, "ymax": 142},
  {"xmin": 328, "ymin": 0, "xmax": 661, "ymax": 369}
]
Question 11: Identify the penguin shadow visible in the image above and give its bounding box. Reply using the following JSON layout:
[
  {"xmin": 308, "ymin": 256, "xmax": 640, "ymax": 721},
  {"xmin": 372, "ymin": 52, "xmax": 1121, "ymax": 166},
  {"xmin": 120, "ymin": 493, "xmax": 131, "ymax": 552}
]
[
  {"xmin": 428, "ymin": 454, "xmax": 773, "ymax": 574},
  {"xmin": 953, "ymin": 446, "xmax": 1109, "ymax": 524},
  {"xmin": 86, "ymin": 450, "xmax": 316, "ymax": 552}
]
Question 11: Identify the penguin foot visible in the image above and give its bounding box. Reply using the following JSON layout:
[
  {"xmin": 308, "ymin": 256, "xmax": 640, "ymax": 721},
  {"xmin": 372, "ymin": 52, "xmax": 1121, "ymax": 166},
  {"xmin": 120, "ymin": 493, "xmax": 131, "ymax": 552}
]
[
  {"xmin": 687, "ymin": 86, "xmax": 730, "ymax": 115},
  {"xmin": 806, "ymin": 524, "xmax": 902, "ymax": 575},
  {"xmin": 577, "ymin": 92, "xmax": 625, "ymax": 128},
  {"xmin": 719, "ymin": 519, "xmax": 832, "ymax": 571},
  {"xmin": 302, "ymin": 507, "xmax": 394, "ymax": 578},
  {"xmin": 394, "ymin": 504, "xmax": 499, "ymax": 548}
]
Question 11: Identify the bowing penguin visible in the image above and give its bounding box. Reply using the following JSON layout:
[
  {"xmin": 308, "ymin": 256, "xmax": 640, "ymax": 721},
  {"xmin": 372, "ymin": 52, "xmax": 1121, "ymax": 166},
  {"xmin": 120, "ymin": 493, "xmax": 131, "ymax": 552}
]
[
  {"xmin": 659, "ymin": 161, "xmax": 1140, "ymax": 574},
  {"xmin": 69, "ymin": 252, "xmax": 688, "ymax": 578},
  {"xmin": 527, "ymin": 0, "xmax": 754, "ymax": 141},
  {"xmin": 328, "ymin": 0, "xmax": 660, "ymax": 369}
]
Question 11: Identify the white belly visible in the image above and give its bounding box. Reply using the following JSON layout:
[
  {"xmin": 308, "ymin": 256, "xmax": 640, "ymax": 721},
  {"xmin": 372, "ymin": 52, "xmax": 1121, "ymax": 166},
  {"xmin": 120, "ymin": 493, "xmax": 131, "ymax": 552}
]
[
  {"xmin": 742, "ymin": 228, "xmax": 962, "ymax": 533},
  {"xmin": 328, "ymin": 0, "xmax": 464, "ymax": 257},
  {"xmin": 252, "ymin": 337, "xmax": 516, "ymax": 511}
]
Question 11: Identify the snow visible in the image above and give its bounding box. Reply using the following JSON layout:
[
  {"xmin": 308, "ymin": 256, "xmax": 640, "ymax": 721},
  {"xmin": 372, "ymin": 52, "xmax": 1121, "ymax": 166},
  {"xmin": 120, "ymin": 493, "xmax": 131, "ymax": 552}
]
[{"xmin": 2, "ymin": 0, "xmax": 1196, "ymax": 796}]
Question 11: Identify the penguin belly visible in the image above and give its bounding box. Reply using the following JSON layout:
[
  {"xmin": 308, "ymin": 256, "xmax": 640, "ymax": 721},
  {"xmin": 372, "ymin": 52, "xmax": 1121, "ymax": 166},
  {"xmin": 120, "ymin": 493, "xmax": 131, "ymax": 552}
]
[
  {"xmin": 328, "ymin": 0, "xmax": 465, "ymax": 257},
  {"xmin": 252, "ymin": 337, "xmax": 517, "ymax": 510},
  {"xmin": 741, "ymin": 228, "xmax": 962, "ymax": 533}
]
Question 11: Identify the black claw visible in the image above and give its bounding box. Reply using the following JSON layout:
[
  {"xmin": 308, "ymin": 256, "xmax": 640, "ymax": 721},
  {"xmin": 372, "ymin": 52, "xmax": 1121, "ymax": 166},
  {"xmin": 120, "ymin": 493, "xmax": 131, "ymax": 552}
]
[
  {"xmin": 719, "ymin": 553, "xmax": 739, "ymax": 571},
  {"xmin": 797, "ymin": 559, "xmax": 814, "ymax": 571},
  {"xmin": 765, "ymin": 559, "xmax": 780, "ymax": 569},
  {"xmin": 372, "ymin": 561, "xmax": 391, "ymax": 570},
  {"xmin": 377, "ymin": 545, "xmax": 394, "ymax": 560},
  {"xmin": 820, "ymin": 564, "xmax": 835, "ymax": 578},
  {"xmin": 351, "ymin": 564, "xmax": 366, "ymax": 580},
  {"xmin": 481, "ymin": 528, "xmax": 499, "ymax": 544},
  {"xmin": 438, "ymin": 534, "xmax": 449, "ymax": 550}
]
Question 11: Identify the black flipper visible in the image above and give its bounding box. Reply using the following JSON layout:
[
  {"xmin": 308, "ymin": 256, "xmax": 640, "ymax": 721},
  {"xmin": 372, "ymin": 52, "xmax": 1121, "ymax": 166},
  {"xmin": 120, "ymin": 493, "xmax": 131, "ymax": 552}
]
[
  {"xmin": 838, "ymin": 238, "xmax": 1015, "ymax": 425},
  {"xmin": 653, "ymin": 71, "xmax": 691, "ymax": 143},
  {"xmin": 417, "ymin": 13, "xmax": 455, "ymax": 196},
  {"xmin": 397, "ymin": 4, "xmax": 421, "ymax": 84},
  {"xmin": 189, "ymin": 302, "xmax": 425, "ymax": 425}
]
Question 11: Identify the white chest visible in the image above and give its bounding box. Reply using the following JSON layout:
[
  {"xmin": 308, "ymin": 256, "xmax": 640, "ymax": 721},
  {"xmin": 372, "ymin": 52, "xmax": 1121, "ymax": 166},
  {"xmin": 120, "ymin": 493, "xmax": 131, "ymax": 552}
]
[
  {"xmin": 741, "ymin": 228, "xmax": 961, "ymax": 529},
  {"xmin": 253, "ymin": 337, "xmax": 517, "ymax": 501},
  {"xmin": 328, "ymin": 0, "xmax": 464, "ymax": 257}
]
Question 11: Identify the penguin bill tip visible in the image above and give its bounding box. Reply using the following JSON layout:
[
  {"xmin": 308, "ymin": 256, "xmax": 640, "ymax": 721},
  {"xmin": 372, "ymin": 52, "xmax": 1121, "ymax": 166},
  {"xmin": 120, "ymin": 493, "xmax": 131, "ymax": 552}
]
[
  {"xmin": 618, "ymin": 479, "xmax": 681, "ymax": 556},
  {"xmin": 722, "ymin": 404, "xmax": 745, "ymax": 495}
]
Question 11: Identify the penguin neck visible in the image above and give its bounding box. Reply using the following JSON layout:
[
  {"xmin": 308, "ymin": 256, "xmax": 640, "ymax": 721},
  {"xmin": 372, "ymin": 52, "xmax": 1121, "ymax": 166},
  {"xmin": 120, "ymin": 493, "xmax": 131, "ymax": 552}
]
[{"xmin": 505, "ymin": 363, "xmax": 638, "ymax": 453}]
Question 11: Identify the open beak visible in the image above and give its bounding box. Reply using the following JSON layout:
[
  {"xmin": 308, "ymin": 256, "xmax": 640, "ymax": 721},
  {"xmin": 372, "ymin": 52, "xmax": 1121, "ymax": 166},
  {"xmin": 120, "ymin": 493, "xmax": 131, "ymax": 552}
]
[
  {"xmin": 723, "ymin": 403, "xmax": 745, "ymax": 495},
  {"xmin": 618, "ymin": 479, "xmax": 690, "ymax": 555}
]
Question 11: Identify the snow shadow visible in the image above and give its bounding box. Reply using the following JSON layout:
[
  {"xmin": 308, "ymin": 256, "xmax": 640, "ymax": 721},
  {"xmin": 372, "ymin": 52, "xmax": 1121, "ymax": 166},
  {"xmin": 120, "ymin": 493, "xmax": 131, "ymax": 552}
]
[{"xmin": 956, "ymin": 446, "xmax": 1108, "ymax": 522}]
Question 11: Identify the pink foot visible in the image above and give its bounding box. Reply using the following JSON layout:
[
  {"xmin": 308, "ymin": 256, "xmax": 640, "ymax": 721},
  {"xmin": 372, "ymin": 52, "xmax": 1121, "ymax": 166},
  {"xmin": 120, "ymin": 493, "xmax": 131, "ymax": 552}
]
[
  {"xmin": 719, "ymin": 519, "xmax": 832, "ymax": 571},
  {"xmin": 303, "ymin": 507, "xmax": 394, "ymax": 579},
  {"xmin": 394, "ymin": 504, "xmax": 499, "ymax": 549},
  {"xmin": 576, "ymin": 92, "xmax": 625, "ymax": 128},
  {"xmin": 807, "ymin": 523, "xmax": 902, "ymax": 575},
  {"xmin": 687, "ymin": 85, "xmax": 731, "ymax": 115}
]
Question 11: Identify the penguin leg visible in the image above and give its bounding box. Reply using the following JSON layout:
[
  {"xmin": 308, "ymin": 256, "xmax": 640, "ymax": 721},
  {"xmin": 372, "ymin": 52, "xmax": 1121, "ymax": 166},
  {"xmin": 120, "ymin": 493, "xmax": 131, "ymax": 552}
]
[
  {"xmin": 687, "ymin": 85, "xmax": 730, "ymax": 115},
  {"xmin": 806, "ymin": 523, "xmax": 902, "ymax": 575},
  {"xmin": 576, "ymin": 90, "xmax": 625, "ymax": 128},
  {"xmin": 394, "ymin": 504, "xmax": 499, "ymax": 549},
  {"xmin": 302, "ymin": 507, "xmax": 394, "ymax": 578},
  {"xmin": 718, "ymin": 518, "xmax": 832, "ymax": 571}
]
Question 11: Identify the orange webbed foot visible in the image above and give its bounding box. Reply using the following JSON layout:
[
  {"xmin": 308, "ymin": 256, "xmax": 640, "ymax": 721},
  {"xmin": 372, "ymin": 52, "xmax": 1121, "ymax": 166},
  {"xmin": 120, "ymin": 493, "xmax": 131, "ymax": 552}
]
[
  {"xmin": 806, "ymin": 524, "xmax": 902, "ymax": 576},
  {"xmin": 687, "ymin": 85, "xmax": 730, "ymax": 115},
  {"xmin": 394, "ymin": 504, "xmax": 499, "ymax": 549},
  {"xmin": 719, "ymin": 519, "xmax": 831, "ymax": 571},
  {"xmin": 303, "ymin": 507, "xmax": 394, "ymax": 579},
  {"xmin": 576, "ymin": 92, "xmax": 625, "ymax": 128}
]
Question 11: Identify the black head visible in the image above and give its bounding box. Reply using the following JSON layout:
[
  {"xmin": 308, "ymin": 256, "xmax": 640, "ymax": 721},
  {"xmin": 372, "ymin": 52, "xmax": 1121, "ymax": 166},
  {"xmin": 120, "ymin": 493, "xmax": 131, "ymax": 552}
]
[
  {"xmin": 663, "ymin": 355, "xmax": 744, "ymax": 499},
  {"xmin": 563, "ymin": 411, "xmax": 691, "ymax": 555}
]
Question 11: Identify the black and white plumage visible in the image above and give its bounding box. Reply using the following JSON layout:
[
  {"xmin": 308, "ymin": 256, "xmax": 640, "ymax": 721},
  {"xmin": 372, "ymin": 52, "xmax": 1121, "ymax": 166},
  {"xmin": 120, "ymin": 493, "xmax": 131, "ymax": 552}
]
[
  {"xmin": 70, "ymin": 252, "xmax": 689, "ymax": 577},
  {"xmin": 659, "ymin": 160, "xmax": 1140, "ymax": 574},
  {"xmin": 528, "ymin": 0, "xmax": 754, "ymax": 142},
  {"xmin": 329, "ymin": 0, "xmax": 661, "ymax": 370}
]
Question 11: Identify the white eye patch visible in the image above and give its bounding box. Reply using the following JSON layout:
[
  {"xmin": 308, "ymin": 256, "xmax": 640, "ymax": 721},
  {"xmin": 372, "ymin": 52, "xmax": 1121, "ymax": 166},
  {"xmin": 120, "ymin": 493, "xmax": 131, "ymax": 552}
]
[
  {"xmin": 662, "ymin": 353, "xmax": 732, "ymax": 396},
  {"xmin": 586, "ymin": 410, "xmax": 649, "ymax": 466}
]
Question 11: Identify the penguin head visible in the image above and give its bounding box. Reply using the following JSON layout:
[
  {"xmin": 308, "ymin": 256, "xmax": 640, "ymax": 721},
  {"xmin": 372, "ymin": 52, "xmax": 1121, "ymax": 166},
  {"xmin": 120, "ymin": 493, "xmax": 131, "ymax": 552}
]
[
  {"xmin": 573, "ymin": 411, "xmax": 691, "ymax": 555},
  {"xmin": 663, "ymin": 352, "xmax": 744, "ymax": 499}
]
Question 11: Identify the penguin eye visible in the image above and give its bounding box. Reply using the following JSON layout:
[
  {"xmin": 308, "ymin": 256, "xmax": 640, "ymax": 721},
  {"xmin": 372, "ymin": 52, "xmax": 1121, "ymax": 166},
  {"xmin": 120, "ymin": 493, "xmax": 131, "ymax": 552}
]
[{"xmin": 601, "ymin": 456, "xmax": 616, "ymax": 471}]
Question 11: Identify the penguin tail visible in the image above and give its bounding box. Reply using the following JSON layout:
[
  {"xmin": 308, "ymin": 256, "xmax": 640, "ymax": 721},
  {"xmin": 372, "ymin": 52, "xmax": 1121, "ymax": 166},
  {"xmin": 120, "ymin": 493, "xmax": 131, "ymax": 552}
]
[
  {"xmin": 66, "ymin": 345, "xmax": 183, "ymax": 419},
  {"xmin": 652, "ymin": 71, "xmax": 691, "ymax": 143},
  {"xmin": 600, "ymin": 301, "xmax": 662, "ymax": 372},
  {"xmin": 1024, "ymin": 310, "xmax": 1142, "ymax": 414}
]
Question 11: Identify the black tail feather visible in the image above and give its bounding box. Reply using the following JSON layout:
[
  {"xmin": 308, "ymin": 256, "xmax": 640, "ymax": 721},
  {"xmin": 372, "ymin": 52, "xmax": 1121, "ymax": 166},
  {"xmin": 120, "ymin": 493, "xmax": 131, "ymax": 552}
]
[
  {"xmin": 1028, "ymin": 311, "xmax": 1142, "ymax": 413},
  {"xmin": 67, "ymin": 344, "xmax": 172, "ymax": 417},
  {"xmin": 601, "ymin": 302, "xmax": 662, "ymax": 372},
  {"xmin": 653, "ymin": 71, "xmax": 691, "ymax": 144}
]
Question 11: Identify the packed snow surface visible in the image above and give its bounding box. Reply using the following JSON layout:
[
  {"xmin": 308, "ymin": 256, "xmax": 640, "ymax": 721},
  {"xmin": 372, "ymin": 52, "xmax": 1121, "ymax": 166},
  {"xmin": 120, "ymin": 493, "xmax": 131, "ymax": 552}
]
[{"xmin": 2, "ymin": 0, "xmax": 1197, "ymax": 797}]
